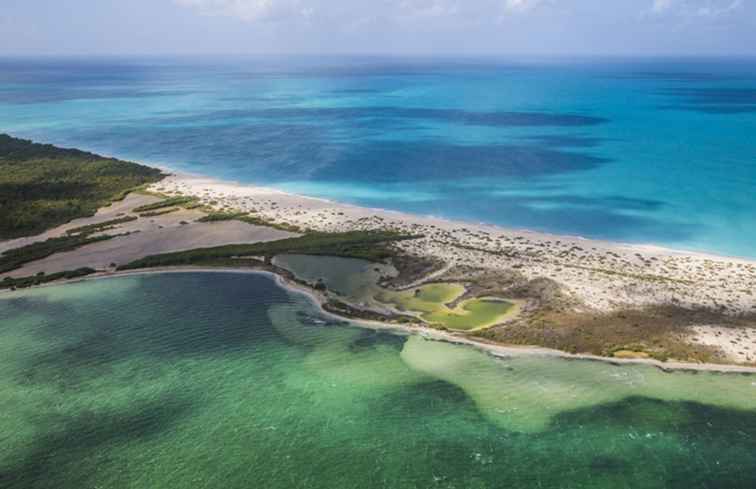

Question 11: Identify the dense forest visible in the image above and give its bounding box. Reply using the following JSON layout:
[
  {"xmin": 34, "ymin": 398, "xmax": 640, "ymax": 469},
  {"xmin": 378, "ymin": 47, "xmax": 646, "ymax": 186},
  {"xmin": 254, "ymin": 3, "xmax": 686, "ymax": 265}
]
[{"xmin": 0, "ymin": 134, "xmax": 164, "ymax": 239}]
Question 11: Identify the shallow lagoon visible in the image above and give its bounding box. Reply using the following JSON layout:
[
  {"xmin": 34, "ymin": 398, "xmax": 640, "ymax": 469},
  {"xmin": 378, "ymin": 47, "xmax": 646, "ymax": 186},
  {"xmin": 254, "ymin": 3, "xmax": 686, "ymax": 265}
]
[
  {"xmin": 272, "ymin": 253, "xmax": 394, "ymax": 301},
  {"xmin": 273, "ymin": 255, "xmax": 514, "ymax": 331},
  {"xmin": 1, "ymin": 273, "xmax": 755, "ymax": 488}
]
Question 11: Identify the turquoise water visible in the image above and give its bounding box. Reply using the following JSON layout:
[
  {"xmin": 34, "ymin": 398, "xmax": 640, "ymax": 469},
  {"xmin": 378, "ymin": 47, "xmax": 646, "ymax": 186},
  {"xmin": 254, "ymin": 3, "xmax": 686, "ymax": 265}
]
[
  {"xmin": 1, "ymin": 273, "xmax": 755, "ymax": 488},
  {"xmin": 1, "ymin": 57, "xmax": 755, "ymax": 257}
]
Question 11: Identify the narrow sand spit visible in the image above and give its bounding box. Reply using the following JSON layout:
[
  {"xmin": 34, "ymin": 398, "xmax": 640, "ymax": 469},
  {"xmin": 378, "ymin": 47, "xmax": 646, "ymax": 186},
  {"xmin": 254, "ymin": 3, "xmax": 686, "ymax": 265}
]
[
  {"xmin": 156, "ymin": 173, "xmax": 756, "ymax": 316},
  {"xmin": 2, "ymin": 174, "xmax": 756, "ymax": 369}
]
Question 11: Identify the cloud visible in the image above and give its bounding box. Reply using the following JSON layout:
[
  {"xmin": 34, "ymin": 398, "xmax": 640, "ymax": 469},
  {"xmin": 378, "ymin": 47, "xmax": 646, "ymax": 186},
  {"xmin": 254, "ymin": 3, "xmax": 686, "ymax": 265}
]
[
  {"xmin": 396, "ymin": 0, "xmax": 461, "ymax": 19},
  {"xmin": 504, "ymin": 0, "xmax": 547, "ymax": 12},
  {"xmin": 647, "ymin": 0, "xmax": 743, "ymax": 18},
  {"xmin": 174, "ymin": 0, "xmax": 550, "ymax": 24},
  {"xmin": 174, "ymin": 0, "xmax": 312, "ymax": 22},
  {"xmin": 651, "ymin": 0, "xmax": 676, "ymax": 12}
]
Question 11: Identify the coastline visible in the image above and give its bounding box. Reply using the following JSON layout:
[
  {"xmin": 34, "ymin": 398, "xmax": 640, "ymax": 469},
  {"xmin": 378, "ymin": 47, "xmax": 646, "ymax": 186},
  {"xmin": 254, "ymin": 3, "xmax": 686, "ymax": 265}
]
[
  {"xmin": 164, "ymin": 170, "xmax": 756, "ymax": 264},
  {"xmin": 148, "ymin": 172, "xmax": 756, "ymax": 315},
  {"xmin": 5, "ymin": 266, "xmax": 756, "ymax": 375},
  {"xmin": 18, "ymin": 136, "xmax": 752, "ymax": 263},
  {"xmin": 4, "ymin": 133, "xmax": 752, "ymax": 263},
  {"xmin": 2, "ymin": 146, "xmax": 755, "ymax": 369}
]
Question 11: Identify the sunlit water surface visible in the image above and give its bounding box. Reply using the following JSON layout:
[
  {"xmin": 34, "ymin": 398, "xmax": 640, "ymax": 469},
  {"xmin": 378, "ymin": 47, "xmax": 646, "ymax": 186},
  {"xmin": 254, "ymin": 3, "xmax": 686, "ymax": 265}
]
[
  {"xmin": 2, "ymin": 57, "xmax": 756, "ymax": 256},
  {"xmin": 1, "ymin": 273, "xmax": 755, "ymax": 488}
]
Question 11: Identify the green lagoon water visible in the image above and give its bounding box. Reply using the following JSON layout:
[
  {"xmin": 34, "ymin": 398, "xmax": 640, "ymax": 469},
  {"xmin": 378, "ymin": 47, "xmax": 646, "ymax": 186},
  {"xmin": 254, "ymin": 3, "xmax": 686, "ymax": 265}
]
[
  {"xmin": 272, "ymin": 254, "xmax": 394, "ymax": 301},
  {"xmin": 1, "ymin": 273, "xmax": 756, "ymax": 488}
]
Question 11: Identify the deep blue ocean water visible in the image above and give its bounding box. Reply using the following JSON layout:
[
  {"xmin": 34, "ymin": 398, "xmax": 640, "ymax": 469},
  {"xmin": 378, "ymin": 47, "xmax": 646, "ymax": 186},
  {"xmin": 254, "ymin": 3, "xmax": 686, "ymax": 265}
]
[{"xmin": 1, "ymin": 56, "xmax": 755, "ymax": 257}]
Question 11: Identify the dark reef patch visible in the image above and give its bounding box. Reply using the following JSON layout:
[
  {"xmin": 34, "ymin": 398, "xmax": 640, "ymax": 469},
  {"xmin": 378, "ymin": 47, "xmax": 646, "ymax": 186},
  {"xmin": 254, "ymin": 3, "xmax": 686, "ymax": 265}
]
[
  {"xmin": 311, "ymin": 141, "xmax": 610, "ymax": 182},
  {"xmin": 348, "ymin": 329, "xmax": 408, "ymax": 353},
  {"xmin": 0, "ymin": 397, "xmax": 195, "ymax": 489},
  {"xmin": 660, "ymin": 87, "xmax": 756, "ymax": 114},
  {"xmin": 155, "ymin": 106, "xmax": 608, "ymax": 128},
  {"xmin": 9, "ymin": 273, "xmax": 293, "ymax": 391}
]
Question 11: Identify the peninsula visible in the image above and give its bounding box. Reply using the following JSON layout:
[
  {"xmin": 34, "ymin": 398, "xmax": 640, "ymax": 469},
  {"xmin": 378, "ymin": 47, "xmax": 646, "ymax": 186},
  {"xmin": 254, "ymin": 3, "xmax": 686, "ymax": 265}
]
[{"xmin": 2, "ymin": 134, "xmax": 755, "ymax": 369}]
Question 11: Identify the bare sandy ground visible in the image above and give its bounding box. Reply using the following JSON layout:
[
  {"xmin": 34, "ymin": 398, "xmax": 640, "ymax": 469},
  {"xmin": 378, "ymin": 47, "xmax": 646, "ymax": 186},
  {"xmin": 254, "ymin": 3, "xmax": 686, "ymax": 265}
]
[
  {"xmin": 689, "ymin": 326, "xmax": 756, "ymax": 364},
  {"xmin": 1, "ymin": 193, "xmax": 298, "ymax": 278},
  {"xmin": 0, "ymin": 193, "xmax": 161, "ymax": 254}
]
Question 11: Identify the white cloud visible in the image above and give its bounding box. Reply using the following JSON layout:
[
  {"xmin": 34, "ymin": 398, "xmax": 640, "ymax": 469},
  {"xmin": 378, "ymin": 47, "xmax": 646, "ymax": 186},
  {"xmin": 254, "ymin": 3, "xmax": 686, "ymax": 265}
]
[
  {"xmin": 397, "ymin": 0, "xmax": 461, "ymax": 19},
  {"xmin": 174, "ymin": 0, "xmax": 550, "ymax": 24},
  {"xmin": 504, "ymin": 0, "xmax": 547, "ymax": 13},
  {"xmin": 174, "ymin": 0, "xmax": 311, "ymax": 22},
  {"xmin": 647, "ymin": 0, "xmax": 743, "ymax": 18},
  {"xmin": 651, "ymin": 0, "xmax": 677, "ymax": 13}
]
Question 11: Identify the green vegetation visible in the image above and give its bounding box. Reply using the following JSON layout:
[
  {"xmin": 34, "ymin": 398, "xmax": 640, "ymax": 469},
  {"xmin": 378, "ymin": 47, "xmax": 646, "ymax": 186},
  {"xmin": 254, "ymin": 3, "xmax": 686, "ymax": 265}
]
[
  {"xmin": 0, "ymin": 134, "xmax": 163, "ymax": 239},
  {"xmin": 139, "ymin": 208, "xmax": 181, "ymax": 218},
  {"xmin": 378, "ymin": 283, "xmax": 466, "ymax": 314},
  {"xmin": 66, "ymin": 216, "xmax": 137, "ymax": 235},
  {"xmin": 196, "ymin": 212, "xmax": 247, "ymax": 223},
  {"xmin": 198, "ymin": 211, "xmax": 305, "ymax": 233},
  {"xmin": 476, "ymin": 306, "xmax": 733, "ymax": 363},
  {"xmin": 0, "ymin": 234, "xmax": 114, "ymax": 274},
  {"xmin": 0, "ymin": 267, "xmax": 96, "ymax": 290},
  {"xmin": 376, "ymin": 283, "xmax": 514, "ymax": 331},
  {"xmin": 132, "ymin": 196, "xmax": 196, "ymax": 213},
  {"xmin": 118, "ymin": 231, "xmax": 418, "ymax": 270},
  {"xmin": 450, "ymin": 243, "xmax": 693, "ymax": 285},
  {"xmin": 425, "ymin": 298, "xmax": 514, "ymax": 331}
]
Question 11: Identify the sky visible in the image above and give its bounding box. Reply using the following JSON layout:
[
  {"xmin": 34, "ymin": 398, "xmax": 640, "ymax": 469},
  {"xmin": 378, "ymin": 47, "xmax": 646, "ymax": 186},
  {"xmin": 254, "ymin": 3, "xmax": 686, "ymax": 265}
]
[{"xmin": 1, "ymin": 0, "xmax": 754, "ymax": 56}]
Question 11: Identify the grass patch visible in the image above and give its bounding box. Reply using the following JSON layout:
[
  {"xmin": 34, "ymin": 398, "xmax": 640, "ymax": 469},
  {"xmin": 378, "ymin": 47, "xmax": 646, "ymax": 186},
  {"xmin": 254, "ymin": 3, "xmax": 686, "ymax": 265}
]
[
  {"xmin": 0, "ymin": 234, "xmax": 114, "ymax": 274},
  {"xmin": 118, "ymin": 231, "xmax": 418, "ymax": 270},
  {"xmin": 196, "ymin": 212, "xmax": 247, "ymax": 223},
  {"xmin": 66, "ymin": 216, "xmax": 137, "ymax": 235},
  {"xmin": 376, "ymin": 283, "xmax": 514, "ymax": 331},
  {"xmin": 1, "ymin": 267, "xmax": 97, "ymax": 290},
  {"xmin": 476, "ymin": 306, "xmax": 733, "ymax": 363},
  {"xmin": 425, "ymin": 298, "xmax": 515, "ymax": 331},
  {"xmin": 198, "ymin": 211, "xmax": 305, "ymax": 233},
  {"xmin": 378, "ymin": 284, "xmax": 466, "ymax": 314},
  {"xmin": 0, "ymin": 134, "xmax": 163, "ymax": 239},
  {"xmin": 139, "ymin": 208, "xmax": 181, "ymax": 218},
  {"xmin": 132, "ymin": 196, "xmax": 196, "ymax": 213},
  {"xmin": 450, "ymin": 243, "xmax": 693, "ymax": 285}
]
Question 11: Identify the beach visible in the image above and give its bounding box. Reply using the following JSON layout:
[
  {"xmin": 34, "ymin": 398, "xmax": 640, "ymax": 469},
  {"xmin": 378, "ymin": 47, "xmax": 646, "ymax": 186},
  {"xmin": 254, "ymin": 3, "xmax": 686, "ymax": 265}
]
[{"xmin": 156, "ymin": 172, "xmax": 756, "ymax": 313}]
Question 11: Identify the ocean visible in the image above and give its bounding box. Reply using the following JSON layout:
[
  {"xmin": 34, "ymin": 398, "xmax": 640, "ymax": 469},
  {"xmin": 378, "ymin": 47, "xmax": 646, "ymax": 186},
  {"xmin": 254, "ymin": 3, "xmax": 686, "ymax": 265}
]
[
  {"xmin": 1, "ymin": 56, "xmax": 755, "ymax": 256},
  {"xmin": 1, "ymin": 273, "xmax": 755, "ymax": 488}
]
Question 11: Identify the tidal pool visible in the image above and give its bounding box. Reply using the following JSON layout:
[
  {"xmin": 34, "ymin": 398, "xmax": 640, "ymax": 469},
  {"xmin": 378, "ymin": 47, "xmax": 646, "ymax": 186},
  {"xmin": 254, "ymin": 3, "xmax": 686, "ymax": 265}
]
[
  {"xmin": 1, "ymin": 273, "xmax": 755, "ymax": 488},
  {"xmin": 272, "ymin": 254, "xmax": 395, "ymax": 302}
]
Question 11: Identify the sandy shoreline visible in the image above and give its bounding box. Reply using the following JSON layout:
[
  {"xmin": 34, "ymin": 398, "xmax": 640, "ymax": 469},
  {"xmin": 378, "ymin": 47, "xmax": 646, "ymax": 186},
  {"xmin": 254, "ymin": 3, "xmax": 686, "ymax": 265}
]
[
  {"xmin": 162, "ymin": 170, "xmax": 756, "ymax": 264},
  {"xmin": 5, "ymin": 266, "xmax": 755, "ymax": 375},
  {"xmin": 2, "ymin": 168, "xmax": 755, "ymax": 369},
  {"xmin": 151, "ymin": 173, "xmax": 756, "ymax": 314}
]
